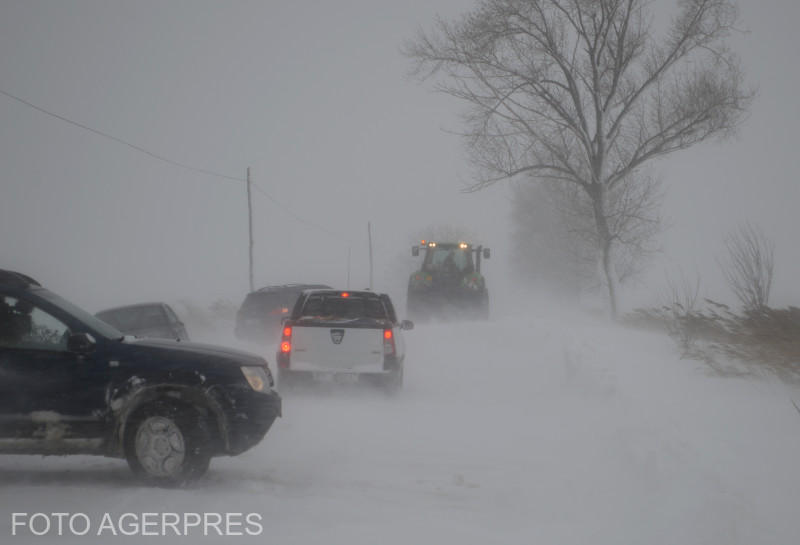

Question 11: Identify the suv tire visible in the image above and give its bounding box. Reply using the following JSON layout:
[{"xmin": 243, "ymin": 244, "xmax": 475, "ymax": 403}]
[{"xmin": 124, "ymin": 401, "xmax": 211, "ymax": 486}]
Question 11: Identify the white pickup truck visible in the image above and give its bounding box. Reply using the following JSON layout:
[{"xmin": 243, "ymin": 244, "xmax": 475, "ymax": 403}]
[{"xmin": 276, "ymin": 290, "xmax": 413, "ymax": 392}]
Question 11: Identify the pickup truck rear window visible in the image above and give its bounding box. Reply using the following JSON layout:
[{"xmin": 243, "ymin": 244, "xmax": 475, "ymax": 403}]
[{"xmin": 300, "ymin": 295, "xmax": 387, "ymax": 320}]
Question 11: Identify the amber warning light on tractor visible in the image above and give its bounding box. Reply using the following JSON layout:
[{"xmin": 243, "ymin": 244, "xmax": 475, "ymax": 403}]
[{"xmin": 341, "ymin": 292, "xmax": 350, "ymax": 298}]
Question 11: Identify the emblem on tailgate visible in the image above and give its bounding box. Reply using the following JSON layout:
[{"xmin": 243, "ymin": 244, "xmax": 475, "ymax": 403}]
[{"xmin": 330, "ymin": 329, "xmax": 345, "ymax": 344}]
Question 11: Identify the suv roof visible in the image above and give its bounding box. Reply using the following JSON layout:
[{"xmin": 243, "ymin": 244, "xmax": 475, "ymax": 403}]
[
  {"xmin": 254, "ymin": 283, "xmax": 331, "ymax": 293},
  {"xmin": 0, "ymin": 269, "xmax": 41, "ymax": 288}
]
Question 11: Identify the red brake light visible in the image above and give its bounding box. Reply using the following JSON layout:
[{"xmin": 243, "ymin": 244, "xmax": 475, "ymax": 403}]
[
  {"xmin": 278, "ymin": 324, "xmax": 292, "ymax": 368},
  {"xmin": 383, "ymin": 328, "xmax": 396, "ymax": 356}
]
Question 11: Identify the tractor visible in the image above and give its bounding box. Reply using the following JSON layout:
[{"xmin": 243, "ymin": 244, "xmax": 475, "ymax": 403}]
[{"xmin": 407, "ymin": 240, "xmax": 490, "ymax": 320}]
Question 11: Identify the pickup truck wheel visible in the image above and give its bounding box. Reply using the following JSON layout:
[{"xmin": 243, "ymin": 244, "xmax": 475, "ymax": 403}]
[
  {"xmin": 382, "ymin": 367, "xmax": 404, "ymax": 394},
  {"xmin": 277, "ymin": 368, "xmax": 294, "ymax": 390},
  {"xmin": 124, "ymin": 402, "xmax": 211, "ymax": 486}
]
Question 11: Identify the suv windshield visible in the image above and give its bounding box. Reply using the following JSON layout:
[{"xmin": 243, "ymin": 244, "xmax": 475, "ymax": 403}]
[{"xmin": 33, "ymin": 287, "xmax": 123, "ymax": 340}]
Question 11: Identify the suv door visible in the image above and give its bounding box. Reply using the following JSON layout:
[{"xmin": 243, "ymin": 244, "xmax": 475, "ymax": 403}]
[{"xmin": 0, "ymin": 293, "xmax": 109, "ymax": 449}]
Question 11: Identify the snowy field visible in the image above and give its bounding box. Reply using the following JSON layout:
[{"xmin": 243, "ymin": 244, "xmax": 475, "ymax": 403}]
[{"xmin": 1, "ymin": 301, "xmax": 799, "ymax": 545}]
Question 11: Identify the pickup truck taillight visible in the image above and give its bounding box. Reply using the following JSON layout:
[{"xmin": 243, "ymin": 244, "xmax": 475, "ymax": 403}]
[
  {"xmin": 383, "ymin": 328, "xmax": 396, "ymax": 356},
  {"xmin": 278, "ymin": 326, "xmax": 292, "ymax": 368}
]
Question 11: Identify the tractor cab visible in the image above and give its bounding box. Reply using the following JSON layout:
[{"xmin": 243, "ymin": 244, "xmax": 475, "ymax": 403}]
[{"xmin": 408, "ymin": 240, "xmax": 491, "ymax": 320}]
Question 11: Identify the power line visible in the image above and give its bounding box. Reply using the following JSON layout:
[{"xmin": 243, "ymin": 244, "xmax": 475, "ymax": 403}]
[
  {"xmin": 0, "ymin": 86, "xmax": 352, "ymax": 240},
  {"xmin": 0, "ymin": 87, "xmax": 244, "ymax": 183},
  {"xmin": 250, "ymin": 181, "xmax": 349, "ymax": 241}
]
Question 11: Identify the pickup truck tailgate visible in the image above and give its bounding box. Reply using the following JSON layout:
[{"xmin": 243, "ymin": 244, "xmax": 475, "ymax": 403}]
[{"xmin": 291, "ymin": 325, "xmax": 384, "ymax": 373}]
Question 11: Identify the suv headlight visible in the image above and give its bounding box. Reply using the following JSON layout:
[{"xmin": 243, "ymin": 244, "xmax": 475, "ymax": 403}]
[{"xmin": 240, "ymin": 366, "xmax": 271, "ymax": 392}]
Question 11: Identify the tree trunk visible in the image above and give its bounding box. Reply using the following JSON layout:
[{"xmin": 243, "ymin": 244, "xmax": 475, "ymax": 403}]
[
  {"xmin": 601, "ymin": 238, "xmax": 618, "ymax": 319},
  {"xmin": 589, "ymin": 184, "xmax": 618, "ymax": 319}
]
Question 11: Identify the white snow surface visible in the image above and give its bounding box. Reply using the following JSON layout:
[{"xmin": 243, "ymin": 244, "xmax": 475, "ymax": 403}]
[{"xmin": 1, "ymin": 306, "xmax": 799, "ymax": 544}]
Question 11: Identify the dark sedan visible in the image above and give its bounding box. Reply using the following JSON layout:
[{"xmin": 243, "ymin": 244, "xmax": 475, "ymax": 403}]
[{"xmin": 96, "ymin": 302, "xmax": 190, "ymax": 341}]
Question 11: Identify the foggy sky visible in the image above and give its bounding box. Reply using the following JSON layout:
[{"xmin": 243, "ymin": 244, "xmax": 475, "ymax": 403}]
[{"xmin": 0, "ymin": 0, "xmax": 797, "ymax": 312}]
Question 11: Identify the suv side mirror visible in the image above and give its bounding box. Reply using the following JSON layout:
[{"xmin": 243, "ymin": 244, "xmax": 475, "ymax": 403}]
[
  {"xmin": 401, "ymin": 320, "xmax": 414, "ymax": 331},
  {"xmin": 483, "ymin": 248, "xmax": 491, "ymax": 259},
  {"xmin": 67, "ymin": 332, "xmax": 96, "ymax": 355},
  {"xmin": 411, "ymin": 246, "xmax": 419, "ymax": 257}
]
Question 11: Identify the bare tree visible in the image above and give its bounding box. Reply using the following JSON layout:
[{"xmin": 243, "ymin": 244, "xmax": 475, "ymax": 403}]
[
  {"xmin": 662, "ymin": 270, "xmax": 703, "ymax": 357},
  {"xmin": 720, "ymin": 223, "xmax": 774, "ymax": 311},
  {"xmin": 513, "ymin": 168, "xmax": 661, "ymax": 300},
  {"xmin": 511, "ymin": 178, "xmax": 593, "ymax": 297},
  {"xmin": 406, "ymin": 0, "xmax": 752, "ymax": 317}
]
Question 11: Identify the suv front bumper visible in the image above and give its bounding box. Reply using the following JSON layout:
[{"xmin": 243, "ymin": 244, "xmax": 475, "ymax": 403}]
[{"xmin": 218, "ymin": 386, "xmax": 282, "ymax": 455}]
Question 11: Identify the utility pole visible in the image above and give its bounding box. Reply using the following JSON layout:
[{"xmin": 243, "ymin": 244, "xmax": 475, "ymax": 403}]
[
  {"xmin": 347, "ymin": 246, "xmax": 352, "ymax": 289},
  {"xmin": 247, "ymin": 167, "xmax": 254, "ymax": 292},
  {"xmin": 368, "ymin": 221, "xmax": 373, "ymax": 290}
]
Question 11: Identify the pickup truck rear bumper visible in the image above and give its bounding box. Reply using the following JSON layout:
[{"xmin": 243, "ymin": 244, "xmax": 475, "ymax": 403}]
[
  {"xmin": 278, "ymin": 356, "xmax": 402, "ymax": 386},
  {"xmin": 277, "ymin": 368, "xmax": 398, "ymax": 388}
]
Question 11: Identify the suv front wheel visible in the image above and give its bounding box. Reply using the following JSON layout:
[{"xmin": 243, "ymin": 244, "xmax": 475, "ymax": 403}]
[{"xmin": 124, "ymin": 401, "xmax": 211, "ymax": 485}]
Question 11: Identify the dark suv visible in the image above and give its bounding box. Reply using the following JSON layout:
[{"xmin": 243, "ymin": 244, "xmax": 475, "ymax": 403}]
[
  {"xmin": 235, "ymin": 284, "xmax": 331, "ymax": 343},
  {"xmin": 0, "ymin": 270, "xmax": 281, "ymax": 485}
]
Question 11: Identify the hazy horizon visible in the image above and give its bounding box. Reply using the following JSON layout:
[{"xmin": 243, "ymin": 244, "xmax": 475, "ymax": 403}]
[{"xmin": 1, "ymin": 0, "xmax": 797, "ymax": 313}]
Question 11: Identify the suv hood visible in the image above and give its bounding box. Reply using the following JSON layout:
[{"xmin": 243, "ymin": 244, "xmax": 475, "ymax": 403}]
[{"xmin": 123, "ymin": 337, "xmax": 267, "ymax": 368}]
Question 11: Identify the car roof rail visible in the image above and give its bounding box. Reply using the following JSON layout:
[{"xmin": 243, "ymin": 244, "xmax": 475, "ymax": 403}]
[{"xmin": 0, "ymin": 269, "xmax": 41, "ymax": 288}]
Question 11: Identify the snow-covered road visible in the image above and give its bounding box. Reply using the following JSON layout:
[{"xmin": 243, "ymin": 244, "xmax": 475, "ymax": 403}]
[{"xmin": 2, "ymin": 308, "xmax": 799, "ymax": 544}]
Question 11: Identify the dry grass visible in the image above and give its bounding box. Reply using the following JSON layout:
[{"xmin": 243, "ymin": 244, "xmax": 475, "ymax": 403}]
[{"xmin": 622, "ymin": 301, "xmax": 800, "ymax": 382}]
